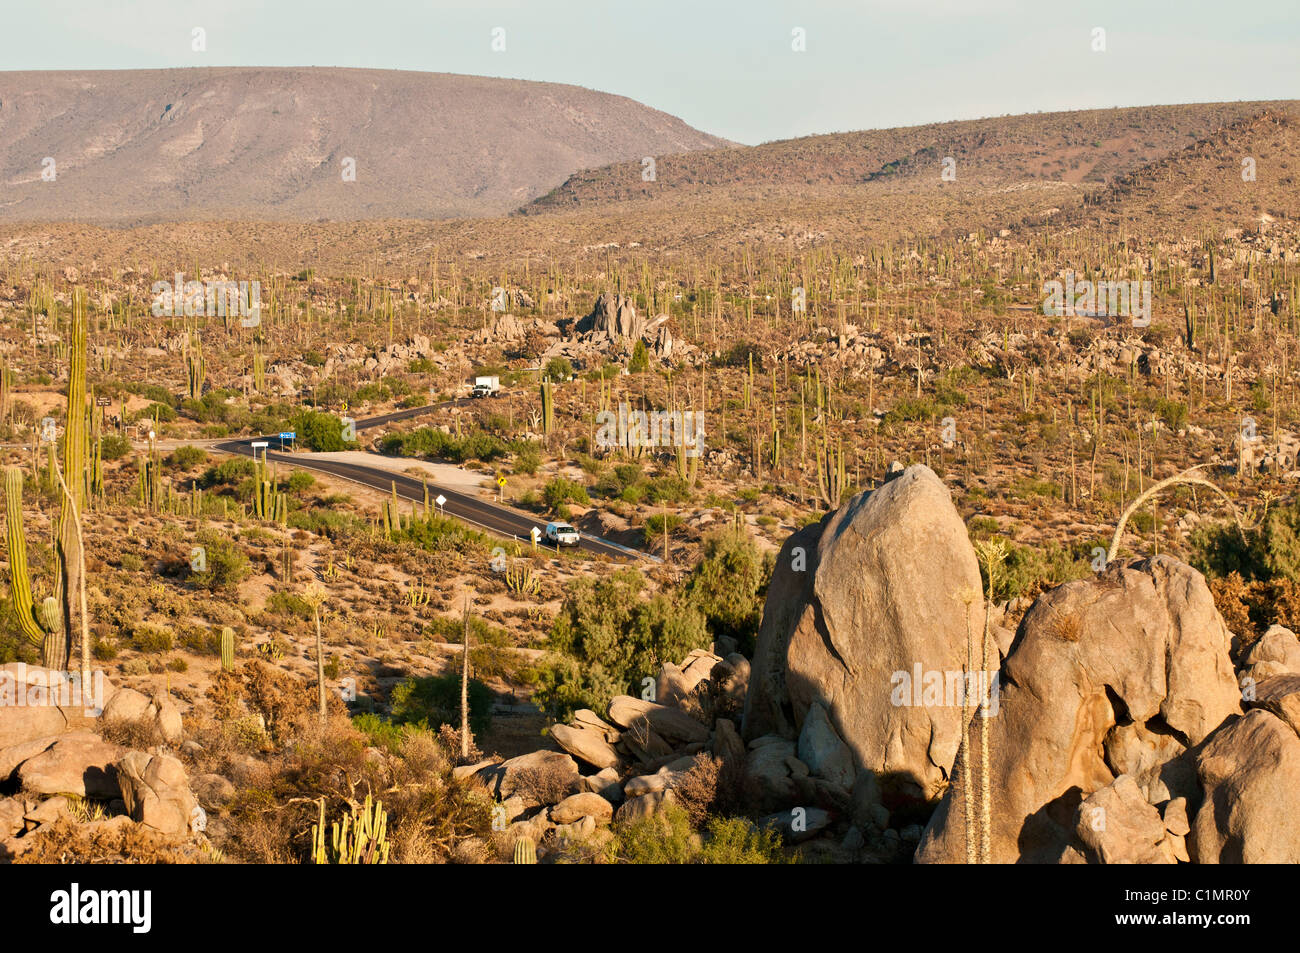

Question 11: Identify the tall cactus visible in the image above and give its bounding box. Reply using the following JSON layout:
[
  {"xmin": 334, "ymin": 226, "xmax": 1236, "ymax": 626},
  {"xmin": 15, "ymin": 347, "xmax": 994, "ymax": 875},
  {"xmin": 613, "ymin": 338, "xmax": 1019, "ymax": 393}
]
[
  {"xmin": 252, "ymin": 456, "xmax": 287, "ymax": 523},
  {"xmin": 4, "ymin": 467, "xmax": 61, "ymax": 665},
  {"xmin": 540, "ymin": 377, "xmax": 554, "ymax": 436},
  {"xmin": 513, "ymin": 836, "xmax": 537, "ymax": 864},
  {"xmin": 220, "ymin": 626, "xmax": 236, "ymax": 672},
  {"xmin": 815, "ymin": 433, "xmax": 845, "ymax": 508},
  {"xmin": 47, "ymin": 288, "xmax": 89, "ymax": 672},
  {"xmin": 184, "ymin": 334, "xmax": 206, "ymax": 400}
]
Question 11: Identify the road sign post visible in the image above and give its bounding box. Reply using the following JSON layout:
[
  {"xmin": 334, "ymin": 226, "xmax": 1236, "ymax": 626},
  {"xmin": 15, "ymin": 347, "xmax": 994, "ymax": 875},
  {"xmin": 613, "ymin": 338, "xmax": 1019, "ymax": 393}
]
[
  {"xmin": 435, "ymin": 493, "xmax": 446, "ymax": 516},
  {"xmin": 497, "ymin": 474, "xmax": 507, "ymax": 502},
  {"xmin": 530, "ymin": 526, "xmax": 541, "ymax": 551}
]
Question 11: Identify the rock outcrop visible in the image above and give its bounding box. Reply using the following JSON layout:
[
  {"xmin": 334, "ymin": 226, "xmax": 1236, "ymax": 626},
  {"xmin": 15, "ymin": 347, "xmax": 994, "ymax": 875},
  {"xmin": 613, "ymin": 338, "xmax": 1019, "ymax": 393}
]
[
  {"xmin": 916, "ymin": 555, "xmax": 1242, "ymax": 863},
  {"xmin": 744, "ymin": 464, "xmax": 986, "ymax": 804}
]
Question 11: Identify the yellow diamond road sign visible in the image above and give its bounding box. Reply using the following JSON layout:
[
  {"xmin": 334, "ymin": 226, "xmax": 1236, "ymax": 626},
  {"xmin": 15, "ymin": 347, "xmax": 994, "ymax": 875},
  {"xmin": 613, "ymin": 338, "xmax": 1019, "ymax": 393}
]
[{"xmin": 497, "ymin": 476, "xmax": 507, "ymax": 486}]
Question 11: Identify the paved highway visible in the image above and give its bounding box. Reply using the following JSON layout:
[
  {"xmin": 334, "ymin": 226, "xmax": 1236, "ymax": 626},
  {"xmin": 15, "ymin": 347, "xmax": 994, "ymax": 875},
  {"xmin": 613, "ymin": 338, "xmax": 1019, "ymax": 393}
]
[{"xmin": 212, "ymin": 403, "xmax": 648, "ymax": 561}]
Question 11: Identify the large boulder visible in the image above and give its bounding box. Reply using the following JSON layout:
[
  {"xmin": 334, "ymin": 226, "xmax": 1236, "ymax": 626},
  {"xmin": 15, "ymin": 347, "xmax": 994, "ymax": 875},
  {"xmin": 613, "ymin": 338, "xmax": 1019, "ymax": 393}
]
[
  {"xmin": 797, "ymin": 702, "xmax": 856, "ymax": 791},
  {"xmin": 607, "ymin": 696, "xmax": 709, "ymax": 745},
  {"xmin": 115, "ymin": 751, "xmax": 200, "ymax": 836},
  {"xmin": 1073, "ymin": 775, "xmax": 1172, "ymax": 864},
  {"xmin": 1191, "ymin": 710, "xmax": 1300, "ymax": 863},
  {"xmin": 744, "ymin": 465, "xmax": 986, "ymax": 804},
  {"xmin": 17, "ymin": 732, "xmax": 123, "ymax": 798},
  {"xmin": 917, "ymin": 556, "xmax": 1242, "ymax": 864},
  {"xmin": 550, "ymin": 723, "xmax": 620, "ymax": 770},
  {"xmin": 550, "ymin": 792, "xmax": 614, "ymax": 825},
  {"xmin": 481, "ymin": 750, "xmax": 580, "ymax": 808},
  {"xmin": 1240, "ymin": 625, "xmax": 1300, "ymax": 683},
  {"xmin": 0, "ymin": 664, "xmax": 115, "ymax": 747}
]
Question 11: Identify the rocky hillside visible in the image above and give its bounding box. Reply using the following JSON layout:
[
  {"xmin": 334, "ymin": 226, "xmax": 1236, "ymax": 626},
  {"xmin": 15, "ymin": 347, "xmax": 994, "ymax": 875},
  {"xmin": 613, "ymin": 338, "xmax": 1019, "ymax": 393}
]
[
  {"xmin": 522, "ymin": 100, "xmax": 1298, "ymax": 215},
  {"xmin": 0, "ymin": 68, "xmax": 731, "ymax": 224}
]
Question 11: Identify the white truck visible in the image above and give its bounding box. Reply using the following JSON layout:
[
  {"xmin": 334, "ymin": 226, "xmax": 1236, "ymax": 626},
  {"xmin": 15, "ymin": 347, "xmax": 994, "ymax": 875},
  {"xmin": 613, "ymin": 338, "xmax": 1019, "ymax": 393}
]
[
  {"xmin": 545, "ymin": 521, "xmax": 581, "ymax": 546},
  {"xmin": 471, "ymin": 375, "xmax": 500, "ymax": 398}
]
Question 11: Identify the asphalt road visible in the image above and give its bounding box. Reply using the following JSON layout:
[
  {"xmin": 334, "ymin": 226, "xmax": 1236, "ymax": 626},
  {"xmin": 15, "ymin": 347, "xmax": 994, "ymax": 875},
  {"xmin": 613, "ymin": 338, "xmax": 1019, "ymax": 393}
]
[{"xmin": 212, "ymin": 402, "xmax": 646, "ymax": 561}]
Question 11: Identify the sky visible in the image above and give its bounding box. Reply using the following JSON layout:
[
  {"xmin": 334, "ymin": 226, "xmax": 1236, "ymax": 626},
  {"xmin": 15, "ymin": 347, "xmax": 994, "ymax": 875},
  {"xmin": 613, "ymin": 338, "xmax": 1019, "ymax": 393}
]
[{"xmin": 3, "ymin": 0, "xmax": 1297, "ymax": 145}]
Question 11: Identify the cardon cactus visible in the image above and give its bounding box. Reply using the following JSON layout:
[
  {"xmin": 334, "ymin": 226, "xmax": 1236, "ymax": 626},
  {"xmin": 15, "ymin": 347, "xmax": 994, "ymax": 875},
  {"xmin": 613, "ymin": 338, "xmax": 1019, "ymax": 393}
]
[
  {"xmin": 312, "ymin": 795, "xmax": 390, "ymax": 864},
  {"xmin": 220, "ymin": 626, "xmax": 235, "ymax": 672},
  {"xmin": 4, "ymin": 467, "xmax": 62, "ymax": 667},
  {"xmin": 513, "ymin": 836, "xmax": 537, "ymax": 864}
]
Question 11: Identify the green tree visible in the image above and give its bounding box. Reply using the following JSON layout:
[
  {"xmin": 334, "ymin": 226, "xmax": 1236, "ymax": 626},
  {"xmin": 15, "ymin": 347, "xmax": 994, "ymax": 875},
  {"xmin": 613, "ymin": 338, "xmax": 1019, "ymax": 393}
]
[
  {"xmin": 683, "ymin": 530, "xmax": 774, "ymax": 652},
  {"xmin": 293, "ymin": 410, "xmax": 358, "ymax": 452},
  {"xmin": 628, "ymin": 339, "xmax": 650, "ymax": 374},
  {"xmin": 533, "ymin": 569, "xmax": 708, "ymax": 721}
]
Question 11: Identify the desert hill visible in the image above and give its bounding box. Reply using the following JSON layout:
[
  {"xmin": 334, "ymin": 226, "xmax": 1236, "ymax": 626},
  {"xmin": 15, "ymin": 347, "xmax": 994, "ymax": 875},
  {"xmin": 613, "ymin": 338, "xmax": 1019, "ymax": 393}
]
[
  {"xmin": 0, "ymin": 67, "xmax": 731, "ymax": 224},
  {"xmin": 522, "ymin": 100, "xmax": 1298, "ymax": 216}
]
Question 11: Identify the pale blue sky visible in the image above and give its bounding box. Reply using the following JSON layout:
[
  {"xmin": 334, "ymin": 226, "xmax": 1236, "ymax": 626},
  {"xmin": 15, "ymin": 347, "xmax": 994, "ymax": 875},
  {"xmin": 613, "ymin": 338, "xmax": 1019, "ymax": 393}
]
[{"xmin": 3, "ymin": 0, "xmax": 1296, "ymax": 144}]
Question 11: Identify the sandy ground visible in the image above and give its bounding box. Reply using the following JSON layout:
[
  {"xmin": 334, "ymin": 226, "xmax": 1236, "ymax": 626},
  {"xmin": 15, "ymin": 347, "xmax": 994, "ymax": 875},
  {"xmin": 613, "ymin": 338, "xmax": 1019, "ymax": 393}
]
[{"xmin": 300, "ymin": 451, "xmax": 492, "ymax": 493}]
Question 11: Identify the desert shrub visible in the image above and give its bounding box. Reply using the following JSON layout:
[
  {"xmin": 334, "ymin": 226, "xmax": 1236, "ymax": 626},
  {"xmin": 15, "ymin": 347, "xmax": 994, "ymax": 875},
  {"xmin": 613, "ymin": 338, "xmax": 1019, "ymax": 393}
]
[
  {"xmin": 381, "ymin": 427, "xmax": 506, "ymax": 463},
  {"xmin": 264, "ymin": 591, "xmax": 312, "ymax": 621},
  {"xmin": 542, "ymin": 476, "xmax": 589, "ymax": 510},
  {"xmin": 458, "ymin": 431, "xmax": 508, "ymax": 463},
  {"xmin": 131, "ymin": 624, "xmax": 173, "ymax": 654},
  {"xmin": 200, "ymin": 457, "xmax": 255, "ymax": 488},
  {"xmin": 99, "ymin": 433, "xmax": 131, "ymax": 461},
  {"xmin": 979, "ymin": 536, "xmax": 1093, "ymax": 602},
  {"xmin": 604, "ymin": 802, "xmax": 787, "ymax": 864},
  {"xmin": 645, "ymin": 474, "xmax": 691, "ymax": 504},
  {"xmin": 697, "ymin": 815, "xmax": 790, "ymax": 864},
  {"xmin": 544, "ymin": 357, "xmax": 573, "ymax": 380},
  {"xmin": 389, "ymin": 674, "xmax": 494, "ymax": 738},
  {"xmin": 190, "ymin": 530, "xmax": 251, "ymax": 592},
  {"xmin": 1155, "ymin": 398, "xmax": 1189, "ymax": 432},
  {"xmin": 643, "ymin": 513, "xmax": 684, "ymax": 546},
  {"xmin": 682, "ymin": 530, "xmax": 774, "ymax": 651},
  {"xmin": 167, "ymin": 444, "xmax": 208, "ymax": 469},
  {"xmin": 533, "ymin": 569, "xmax": 709, "ymax": 722},
  {"xmin": 671, "ymin": 754, "xmax": 745, "ymax": 825},
  {"xmin": 285, "ymin": 470, "xmax": 315, "ymax": 494},
  {"xmin": 287, "ymin": 507, "xmax": 363, "ymax": 538},
  {"xmin": 293, "ymin": 410, "xmax": 357, "ymax": 452},
  {"xmin": 628, "ymin": 339, "xmax": 650, "ymax": 373},
  {"xmin": 511, "ymin": 441, "xmax": 541, "ymax": 475},
  {"xmin": 391, "ymin": 512, "xmax": 490, "ymax": 556}
]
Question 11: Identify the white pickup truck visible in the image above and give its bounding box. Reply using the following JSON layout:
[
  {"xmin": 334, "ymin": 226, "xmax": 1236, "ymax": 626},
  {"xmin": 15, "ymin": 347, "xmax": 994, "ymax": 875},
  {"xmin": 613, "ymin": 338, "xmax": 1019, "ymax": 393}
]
[
  {"xmin": 545, "ymin": 522, "xmax": 580, "ymax": 546},
  {"xmin": 471, "ymin": 375, "xmax": 500, "ymax": 398}
]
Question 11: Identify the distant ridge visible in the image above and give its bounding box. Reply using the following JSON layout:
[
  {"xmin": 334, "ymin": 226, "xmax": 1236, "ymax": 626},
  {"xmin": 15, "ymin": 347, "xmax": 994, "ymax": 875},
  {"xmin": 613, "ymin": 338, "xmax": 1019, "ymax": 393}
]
[{"xmin": 0, "ymin": 67, "xmax": 732, "ymax": 224}]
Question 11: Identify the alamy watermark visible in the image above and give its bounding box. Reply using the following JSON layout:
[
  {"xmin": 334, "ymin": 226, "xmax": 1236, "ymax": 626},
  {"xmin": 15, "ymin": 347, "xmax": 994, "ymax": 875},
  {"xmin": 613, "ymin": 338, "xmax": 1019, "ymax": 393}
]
[
  {"xmin": 1042, "ymin": 272, "xmax": 1151, "ymax": 327},
  {"xmin": 0, "ymin": 664, "xmax": 106, "ymax": 717},
  {"xmin": 595, "ymin": 403, "xmax": 705, "ymax": 457},
  {"xmin": 890, "ymin": 665, "xmax": 1000, "ymax": 716},
  {"xmin": 151, "ymin": 273, "xmax": 261, "ymax": 326}
]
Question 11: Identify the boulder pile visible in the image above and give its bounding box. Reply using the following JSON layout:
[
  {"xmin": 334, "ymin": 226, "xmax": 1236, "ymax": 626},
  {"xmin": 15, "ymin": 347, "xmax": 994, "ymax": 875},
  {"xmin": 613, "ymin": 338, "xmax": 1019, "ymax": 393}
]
[{"xmin": 0, "ymin": 664, "xmax": 205, "ymax": 861}]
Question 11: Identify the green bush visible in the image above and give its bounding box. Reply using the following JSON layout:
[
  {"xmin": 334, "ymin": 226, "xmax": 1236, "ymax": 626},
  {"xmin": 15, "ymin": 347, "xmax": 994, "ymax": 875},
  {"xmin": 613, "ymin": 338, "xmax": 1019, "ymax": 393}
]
[
  {"xmin": 604, "ymin": 803, "xmax": 789, "ymax": 864},
  {"xmin": 132, "ymin": 624, "xmax": 174, "ymax": 654},
  {"xmin": 167, "ymin": 444, "xmax": 208, "ymax": 469},
  {"xmin": 544, "ymin": 357, "xmax": 573, "ymax": 381},
  {"xmin": 200, "ymin": 457, "xmax": 255, "ymax": 488},
  {"xmin": 389, "ymin": 674, "xmax": 493, "ymax": 738},
  {"xmin": 100, "ymin": 434, "xmax": 131, "ymax": 461},
  {"xmin": 543, "ymin": 476, "xmax": 590, "ymax": 510},
  {"xmin": 512, "ymin": 442, "xmax": 542, "ymax": 475},
  {"xmin": 190, "ymin": 530, "xmax": 251, "ymax": 592},
  {"xmin": 682, "ymin": 530, "xmax": 774, "ymax": 651},
  {"xmin": 628, "ymin": 339, "xmax": 650, "ymax": 373},
  {"xmin": 293, "ymin": 410, "xmax": 358, "ymax": 452},
  {"xmin": 643, "ymin": 513, "xmax": 684, "ymax": 546},
  {"xmin": 286, "ymin": 471, "xmax": 315, "ymax": 494},
  {"xmin": 532, "ymin": 569, "xmax": 709, "ymax": 722}
]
